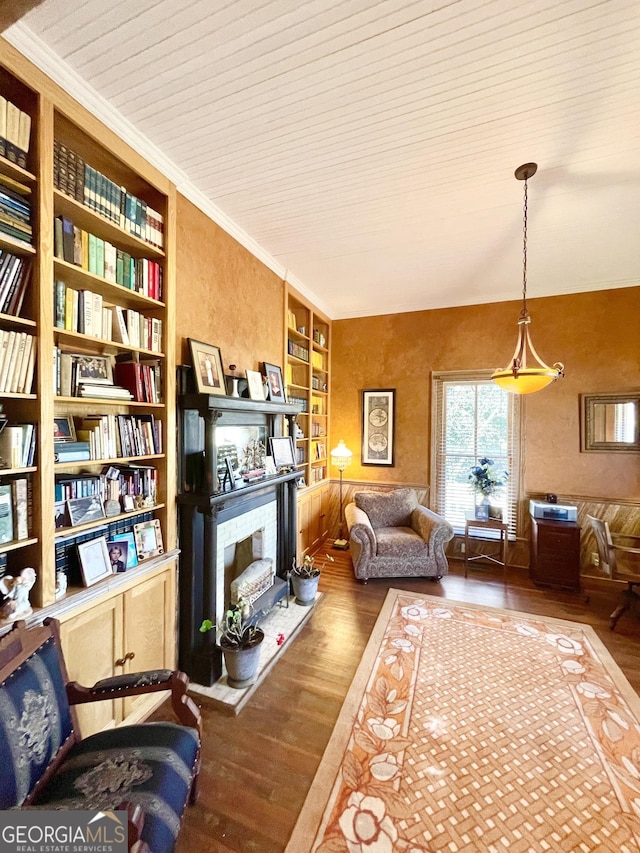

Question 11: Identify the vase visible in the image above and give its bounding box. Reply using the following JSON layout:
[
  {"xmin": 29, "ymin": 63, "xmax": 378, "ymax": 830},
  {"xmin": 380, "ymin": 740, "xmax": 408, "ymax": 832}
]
[
  {"xmin": 290, "ymin": 571, "xmax": 320, "ymax": 606},
  {"xmin": 220, "ymin": 628, "xmax": 264, "ymax": 689}
]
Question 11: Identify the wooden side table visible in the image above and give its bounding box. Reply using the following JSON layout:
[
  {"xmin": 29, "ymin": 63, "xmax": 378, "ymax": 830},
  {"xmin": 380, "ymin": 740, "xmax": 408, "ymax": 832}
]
[{"xmin": 464, "ymin": 512, "xmax": 509, "ymax": 583}]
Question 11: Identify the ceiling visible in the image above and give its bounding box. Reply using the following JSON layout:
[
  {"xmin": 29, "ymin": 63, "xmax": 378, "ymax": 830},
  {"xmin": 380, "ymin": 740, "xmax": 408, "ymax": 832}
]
[{"xmin": 6, "ymin": 0, "xmax": 640, "ymax": 319}]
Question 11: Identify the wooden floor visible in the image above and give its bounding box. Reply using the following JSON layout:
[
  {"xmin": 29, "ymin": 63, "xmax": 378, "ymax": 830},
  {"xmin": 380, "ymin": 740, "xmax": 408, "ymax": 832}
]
[{"xmin": 168, "ymin": 548, "xmax": 640, "ymax": 853}]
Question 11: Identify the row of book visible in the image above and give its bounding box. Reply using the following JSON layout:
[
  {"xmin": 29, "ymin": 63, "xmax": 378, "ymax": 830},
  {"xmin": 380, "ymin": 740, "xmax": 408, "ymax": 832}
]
[
  {"xmin": 0, "ymin": 424, "xmax": 36, "ymax": 469},
  {"xmin": 0, "ymin": 330, "xmax": 35, "ymax": 394},
  {"xmin": 310, "ymin": 465, "xmax": 326, "ymax": 483},
  {"xmin": 54, "ymin": 215, "xmax": 164, "ymax": 300},
  {"xmin": 53, "ymin": 139, "xmax": 164, "ymax": 249},
  {"xmin": 311, "ymin": 350, "xmax": 326, "ymax": 370},
  {"xmin": 0, "ymin": 248, "xmax": 31, "ymax": 316},
  {"xmin": 313, "ymin": 329, "xmax": 327, "ymax": 347},
  {"xmin": 0, "ymin": 173, "xmax": 32, "ymax": 246},
  {"xmin": 288, "ymin": 394, "xmax": 308, "ymax": 412},
  {"xmin": 54, "ymin": 281, "xmax": 163, "ymax": 352},
  {"xmin": 0, "ymin": 97, "xmax": 31, "ymax": 169},
  {"xmin": 312, "ymin": 374, "xmax": 328, "ymax": 392},
  {"xmin": 310, "ymin": 421, "xmax": 326, "ymax": 437},
  {"xmin": 287, "ymin": 338, "xmax": 309, "ymax": 362},
  {"xmin": 54, "ymin": 464, "xmax": 157, "ymax": 505},
  {"xmin": 287, "ymin": 309, "xmax": 304, "ymax": 332},
  {"xmin": 56, "ymin": 413, "xmax": 163, "ymax": 462},
  {"xmin": 0, "ymin": 477, "xmax": 30, "ymax": 544},
  {"xmin": 313, "ymin": 440, "xmax": 327, "ymax": 460}
]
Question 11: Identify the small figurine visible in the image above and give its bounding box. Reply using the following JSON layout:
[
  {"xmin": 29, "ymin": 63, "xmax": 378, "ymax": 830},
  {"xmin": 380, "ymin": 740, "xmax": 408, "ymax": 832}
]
[
  {"xmin": 55, "ymin": 570, "xmax": 67, "ymax": 600},
  {"xmin": 0, "ymin": 567, "xmax": 37, "ymax": 621}
]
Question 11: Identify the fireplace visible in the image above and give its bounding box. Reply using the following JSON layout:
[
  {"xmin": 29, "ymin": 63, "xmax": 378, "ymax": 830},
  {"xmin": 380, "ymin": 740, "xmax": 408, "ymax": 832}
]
[{"xmin": 177, "ymin": 394, "xmax": 300, "ymax": 686}]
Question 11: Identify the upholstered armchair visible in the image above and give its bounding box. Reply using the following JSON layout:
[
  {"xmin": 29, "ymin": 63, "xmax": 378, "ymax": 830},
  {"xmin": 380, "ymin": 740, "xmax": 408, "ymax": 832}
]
[{"xmin": 345, "ymin": 488, "xmax": 454, "ymax": 582}]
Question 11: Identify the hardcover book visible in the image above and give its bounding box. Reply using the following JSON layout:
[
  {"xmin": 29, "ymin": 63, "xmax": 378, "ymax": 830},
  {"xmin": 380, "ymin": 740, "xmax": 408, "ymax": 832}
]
[{"xmin": 0, "ymin": 484, "xmax": 13, "ymax": 543}]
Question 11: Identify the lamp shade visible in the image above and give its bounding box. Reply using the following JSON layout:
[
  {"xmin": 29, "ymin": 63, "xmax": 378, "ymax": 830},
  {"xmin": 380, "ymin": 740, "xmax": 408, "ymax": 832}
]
[
  {"xmin": 492, "ymin": 367, "xmax": 559, "ymax": 395},
  {"xmin": 331, "ymin": 440, "xmax": 352, "ymax": 472}
]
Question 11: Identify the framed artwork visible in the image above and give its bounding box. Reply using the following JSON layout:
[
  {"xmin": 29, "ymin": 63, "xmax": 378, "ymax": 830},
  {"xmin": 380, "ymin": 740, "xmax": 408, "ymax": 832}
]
[
  {"xmin": 107, "ymin": 539, "xmax": 129, "ymax": 572},
  {"xmin": 269, "ymin": 435, "xmax": 295, "ymax": 469},
  {"xmin": 110, "ymin": 531, "xmax": 138, "ymax": 568},
  {"xmin": 67, "ymin": 495, "xmax": 106, "ymax": 527},
  {"xmin": 74, "ymin": 355, "xmax": 113, "ymax": 385},
  {"xmin": 362, "ymin": 389, "xmax": 395, "ymax": 466},
  {"xmin": 54, "ymin": 415, "xmax": 76, "ymax": 442},
  {"xmin": 133, "ymin": 518, "xmax": 164, "ymax": 560},
  {"xmin": 246, "ymin": 368, "xmax": 265, "ymax": 401},
  {"xmin": 189, "ymin": 338, "xmax": 226, "ymax": 395},
  {"xmin": 263, "ymin": 362, "xmax": 286, "ymax": 403},
  {"xmin": 77, "ymin": 536, "xmax": 112, "ymax": 587}
]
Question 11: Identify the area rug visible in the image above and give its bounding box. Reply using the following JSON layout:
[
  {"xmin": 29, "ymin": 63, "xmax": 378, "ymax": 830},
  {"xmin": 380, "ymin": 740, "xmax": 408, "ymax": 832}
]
[{"xmin": 286, "ymin": 589, "xmax": 640, "ymax": 853}]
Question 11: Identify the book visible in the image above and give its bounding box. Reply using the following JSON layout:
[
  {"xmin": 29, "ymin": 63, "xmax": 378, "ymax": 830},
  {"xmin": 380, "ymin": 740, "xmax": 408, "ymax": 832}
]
[
  {"xmin": 17, "ymin": 110, "xmax": 31, "ymax": 169},
  {"xmin": 54, "ymin": 442, "xmax": 91, "ymax": 463},
  {"xmin": 54, "ymin": 279, "xmax": 66, "ymax": 328},
  {"xmin": 0, "ymin": 329, "xmax": 16, "ymax": 391},
  {"xmin": 5, "ymin": 101, "xmax": 20, "ymax": 165},
  {"xmin": 11, "ymin": 477, "xmax": 28, "ymax": 539},
  {"xmin": 0, "ymin": 484, "xmax": 13, "ymax": 543},
  {"xmin": 0, "ymin": 95, "xmax": 6, "ymax": 158},
  {"xmin": 61, "ymin": 216, "xmax": 75, "ymax": 263},
  {"xmin": 0, "ymin": 425, "xmax": 25, "ymax": 468},
  {"xmin": 114, "ymin": 361, "xmax": 144, "ymax": 401},
  {"xmin": 111, "ymin": 305, "xmax": 129, "ymax": 345}
]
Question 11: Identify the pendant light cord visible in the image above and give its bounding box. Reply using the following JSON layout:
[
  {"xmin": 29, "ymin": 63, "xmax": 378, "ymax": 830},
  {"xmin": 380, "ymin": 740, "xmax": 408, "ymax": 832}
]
[{"xmin": 520, "ymin": 176, "xmax": 528, "ymax": 319}]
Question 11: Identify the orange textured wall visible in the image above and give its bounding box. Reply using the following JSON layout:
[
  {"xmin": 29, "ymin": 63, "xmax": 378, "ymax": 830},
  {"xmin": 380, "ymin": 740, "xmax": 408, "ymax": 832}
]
[
  {"xmin": 174, "ymin": 194, "xmax": 284, "ymax": 372},
  {"xmin": 331, "ymin": 287, "xmax": 640, "ymax": 501}
]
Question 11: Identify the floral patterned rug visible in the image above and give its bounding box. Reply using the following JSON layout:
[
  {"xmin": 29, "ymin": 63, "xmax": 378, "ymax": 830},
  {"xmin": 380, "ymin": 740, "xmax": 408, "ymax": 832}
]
[{"xmin": 286, "ymin": 589, "xmax": 640, "ymax": 853}]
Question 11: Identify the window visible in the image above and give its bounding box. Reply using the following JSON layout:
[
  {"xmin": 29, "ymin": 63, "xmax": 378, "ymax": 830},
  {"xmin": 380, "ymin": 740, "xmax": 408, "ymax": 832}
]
[{"xmin": 431, "ymin": 371, "xmax": 522, "ymax": 536}]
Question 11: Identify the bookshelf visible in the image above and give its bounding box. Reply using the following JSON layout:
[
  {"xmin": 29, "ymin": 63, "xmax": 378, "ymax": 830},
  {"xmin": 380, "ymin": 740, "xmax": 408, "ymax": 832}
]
[{"xmin": 0, "ymin": 41, "xmax": 177, "ymax": 727}]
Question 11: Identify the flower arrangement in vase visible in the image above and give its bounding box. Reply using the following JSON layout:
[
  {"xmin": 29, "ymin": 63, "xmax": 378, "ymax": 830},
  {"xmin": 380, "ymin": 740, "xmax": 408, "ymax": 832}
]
[{"xmin": 468, "ymin": 458, "xmax": 509, "ymax": 519}]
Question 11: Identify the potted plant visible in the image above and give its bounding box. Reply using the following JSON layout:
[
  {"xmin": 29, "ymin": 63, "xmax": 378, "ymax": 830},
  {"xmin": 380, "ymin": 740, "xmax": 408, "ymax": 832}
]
[
  {"xmin": 200, "ymin": 601, "xmax": 264, "ymax": 689},
  {"xmin": 289, "ymin": 553, "xmax": 333, "ymax": 606},
  {"xmin": 468, "ymin": 457, "xmax": 509, "ymax": 519}
]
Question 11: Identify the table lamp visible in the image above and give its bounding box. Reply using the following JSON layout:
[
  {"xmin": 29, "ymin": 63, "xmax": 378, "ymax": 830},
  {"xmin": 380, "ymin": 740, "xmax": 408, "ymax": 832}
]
[{"xmin": 331, "ymin": 439, "xmax": 352, "ymax": 549}]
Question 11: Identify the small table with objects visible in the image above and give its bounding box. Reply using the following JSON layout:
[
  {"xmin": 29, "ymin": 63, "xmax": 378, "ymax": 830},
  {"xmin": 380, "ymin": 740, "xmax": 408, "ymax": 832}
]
[{"xmin": 464, "ymin": 512, "xmax": 509, "ymax": 583}]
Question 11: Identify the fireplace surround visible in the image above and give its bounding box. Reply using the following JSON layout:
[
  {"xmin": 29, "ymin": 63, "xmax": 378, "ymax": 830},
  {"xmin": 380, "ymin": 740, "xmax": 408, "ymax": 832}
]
[{"xmin": 177, "ymin": 394, "xmax": 301, "ymax": 686}]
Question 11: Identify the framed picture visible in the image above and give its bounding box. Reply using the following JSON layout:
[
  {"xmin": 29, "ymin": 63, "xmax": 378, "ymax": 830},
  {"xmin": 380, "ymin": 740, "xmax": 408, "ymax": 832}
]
[
  {"xmin": 77, "ymin": 536, "xmax": 112, "ymax": 587},
  {"xmin": 263, "ymin": 363, "xmax": 286, "ymax": 403},
  {"xmin": 54, "ymin": 415, "xmax": 76, "ymax": 442},
  {"xmin": 67, "ymin": 495, "xmax": 106, "ymax": 527},
  {"xmin": 107, "ymin": 539, "xmax": 129, "ymax": 572},
  {"xmin": 264, "ymin": 455, "xmax": 277, "ymax": 476},
  {"xmin": 362, "ymin": 389, "xmax": 395, "ymax": 466},
  {"xmin": 74, "ymin": 355, "xmax": 113, "ymax": 385},
  {"xmin": 269, "ymin": 436, "xmax": 295, "ymax": 469},
  {"xmin": 110, "ymin": 531, "xmax": 138, "ymax": 568},
  {"xmin": 133, "ymin": 518, "xmax": 164, "ymax": 560},
  {"xmin": 54, "ymin": 500, "xmax": 67, "ymax": 529},
  {"xmin": 246, "ymin": 368, "xmax": 265, "ymax": 401},
  {"xmin": 189, "ymin": 338, "xmax": 226, "ymax": 395}
]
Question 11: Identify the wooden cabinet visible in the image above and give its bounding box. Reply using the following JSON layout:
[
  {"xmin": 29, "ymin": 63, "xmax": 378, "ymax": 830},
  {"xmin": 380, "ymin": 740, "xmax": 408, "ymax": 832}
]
[
  {"xmin": 297, "ymin": 483, "xmax": 329, "ymax": 558},
  {"xmin": 0, "ymin": 42, "xmax": 177, "ymax": 632},
  {"xmin": 530, "ymin": 518, "xmax": 581, "ymax": 590},
  {"xmin": 58, "ymin": 563, "xmax": 176, "ymax": 735}
]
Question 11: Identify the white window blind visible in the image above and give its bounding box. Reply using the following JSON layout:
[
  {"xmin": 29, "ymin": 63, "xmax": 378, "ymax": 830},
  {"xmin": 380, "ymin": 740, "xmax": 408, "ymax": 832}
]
[{"xmin": 431, "ymin": 371, "xmax": 521, "ymax": 537}]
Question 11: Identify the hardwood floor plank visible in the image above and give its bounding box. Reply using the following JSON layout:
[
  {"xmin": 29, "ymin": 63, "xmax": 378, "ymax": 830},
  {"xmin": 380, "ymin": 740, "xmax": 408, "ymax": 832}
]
[{"xmin": 167, "ymin": 547, "xmax": 640, "ymax": 852}]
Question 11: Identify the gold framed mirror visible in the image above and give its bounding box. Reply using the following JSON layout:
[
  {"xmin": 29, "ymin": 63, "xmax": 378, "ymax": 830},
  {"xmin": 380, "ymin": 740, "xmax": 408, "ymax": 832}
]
[{"xmin": 580, "ymin": 393, "xmax": 640, "ymax": 452}]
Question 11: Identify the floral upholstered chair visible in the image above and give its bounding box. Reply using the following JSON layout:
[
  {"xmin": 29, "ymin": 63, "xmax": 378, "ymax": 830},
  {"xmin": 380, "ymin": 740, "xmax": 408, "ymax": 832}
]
[
  {"xmin": 0, "ymin": 618, "xmax": 201, "ymax": 853},
  {"xmin": 345, "ymin": 488, "xmax": 454, "ymax": 583}
]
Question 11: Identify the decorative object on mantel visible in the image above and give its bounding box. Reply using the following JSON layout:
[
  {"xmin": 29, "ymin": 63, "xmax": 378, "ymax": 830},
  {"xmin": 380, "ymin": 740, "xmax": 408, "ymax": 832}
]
[
  {"xmin": 331, "ymin": 439, "xmax": 352, "ymax": 548},
  {"xmin": 492, "ymin": 163, "xmax": 564, "ymax": 395},
  {"xmin": 200, "ymin": 601, "xmax": 265, "ymax": 689},
  {"xmin": 468, "ymin": 457, "xmax": 509, "ymax": 520},
  {"xmin": 0, "ymin": 567, "xmax": 36, "ymax": 621},
  {"xmin": 188, "ymin": 337, "xmax": 226, "ymax": 396},
  {"xmin": 289, "ymin": 553, "xmax": 333, "ymax": 606}
]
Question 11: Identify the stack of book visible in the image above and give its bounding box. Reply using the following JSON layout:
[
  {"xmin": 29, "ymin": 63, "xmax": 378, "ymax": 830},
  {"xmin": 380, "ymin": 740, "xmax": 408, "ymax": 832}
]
[
  {"xmin": 0, "ymin": 98, "xmax": 31, "ymax": 169},
  {"xmin": 0, "ymin": 477, "xmax": 29, "ymax": 543},
  {"xmin": 0, "ymin": 174, "xmax": 32, "ymax": 246},
  {"xmin": 0, "ymin": 248, "xmax": 31, "ymax": 316},
  {"xmin": 0, "ymin": 331, "xmax": 36, "ymax": 393},
  {"xmin": 0, "ymin": 423, "xmax": 36, "ymax": 469}
]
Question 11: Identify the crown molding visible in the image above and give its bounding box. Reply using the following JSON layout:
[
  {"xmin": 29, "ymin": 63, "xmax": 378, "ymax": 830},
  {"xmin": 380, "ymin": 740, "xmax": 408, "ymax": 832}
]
[{"xmin": 4, "ymin": 23, "xmax": 333, "ymax": 319}]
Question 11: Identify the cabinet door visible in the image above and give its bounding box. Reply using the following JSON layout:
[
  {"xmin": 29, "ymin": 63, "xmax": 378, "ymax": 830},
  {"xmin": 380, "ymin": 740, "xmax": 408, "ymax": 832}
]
[
  {"xmin": 59, "ymin": 596, "xmax": 124, "ymax": 735},
  {"xmin": 297, "ymin": 493, "xmax": 311, "ymax": 559},
  {"xmin": 309, "ymin": 486, "xmax": 329, "ymax": 548},
  {"xmin": 122, "ymin": 567, "xmax": 176, "ymax": 721}
]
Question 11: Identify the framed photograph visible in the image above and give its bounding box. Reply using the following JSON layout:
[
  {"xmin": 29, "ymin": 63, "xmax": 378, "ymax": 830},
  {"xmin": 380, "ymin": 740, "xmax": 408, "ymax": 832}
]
[
  {"xmin": 54, "ymin": 416, "xmax": 76, "ymax": 442},
  {"xmin": 263, "ymin": 362, "xmax": 286, "ymax": 403},
  {"xmin": 269, "ymin": 435, "xmax": 295, "ymax": 469},
  {"xmin": 67, "ymin": 495, "xmax": 106, "ymax": 527},
  {"xmin": 54, "ymin": 500, "xmax": 68, "ymax": 529},
  {"xmin": 133, "ymin": 518, "xmax": 164, "ymax": 560},
  {"xmin": 246, "ymin": 368, "xmax": 265, "ymax": 401},
  {"xmin": 107, "ymin": 539, "xmax": 129, "ymax": 572},
  {"xmin": 488, "ymin": 504, "xmax": 504, "ymax": 521},
  {"xmin": 362, "ymin": 389, "xmax": 395, "ymax": 466},
  {"xmin": 189, "ymin": 338, "xmax": 226, "ymax": 395},
  {"xmin": 264, "ymin": 455, "xmax": 277, "ymax": 476},
  {"xmin": 225, "ymin": 456, "xmax": 236, "ymax": 490},
  {"xmin": 74, "ymin": 355, "xmax": 113, "ymax": 385},
  {"xmin": 110, "ymin": 531, "xmax": 138, "ymax": 568},
  {"xmin": 77, "ymin": 536, "xmax": 112, "ymax": 587}
]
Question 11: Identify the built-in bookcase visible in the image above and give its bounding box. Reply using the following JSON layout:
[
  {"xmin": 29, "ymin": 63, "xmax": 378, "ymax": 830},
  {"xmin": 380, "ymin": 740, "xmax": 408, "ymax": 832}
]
[{"xmin": 0, "ymin": 42, "xmax": 176, "ymax": 630}]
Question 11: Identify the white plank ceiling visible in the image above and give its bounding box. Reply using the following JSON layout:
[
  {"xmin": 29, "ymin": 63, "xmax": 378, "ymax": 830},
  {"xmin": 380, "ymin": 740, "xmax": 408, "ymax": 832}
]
[{"xmin": 7, "ymin": 0, "xmax": 640, "ymax": 319}]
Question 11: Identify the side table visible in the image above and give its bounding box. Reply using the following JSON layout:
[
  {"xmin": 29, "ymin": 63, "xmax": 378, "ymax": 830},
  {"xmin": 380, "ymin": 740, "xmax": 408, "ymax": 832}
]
[{"xmin": 464, "ymin": 512, "xmax": 509, "ymax": 583}]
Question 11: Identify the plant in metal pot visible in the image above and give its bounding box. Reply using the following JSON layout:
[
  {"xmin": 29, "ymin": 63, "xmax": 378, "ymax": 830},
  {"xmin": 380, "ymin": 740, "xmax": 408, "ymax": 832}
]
[
  {"xmin": 289, "ymin": 553, "xmax": 333, "ymax": 606},
  {"xmin": 200, "ymin": 600, "xmax": 264, "ymax": 689}
]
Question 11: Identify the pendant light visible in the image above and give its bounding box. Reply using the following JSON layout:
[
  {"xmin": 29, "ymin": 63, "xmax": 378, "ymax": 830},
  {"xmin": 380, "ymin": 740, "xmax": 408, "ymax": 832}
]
[{"xmin": 492, "ymin": 163, "xmax": 564, "ymax": 394}]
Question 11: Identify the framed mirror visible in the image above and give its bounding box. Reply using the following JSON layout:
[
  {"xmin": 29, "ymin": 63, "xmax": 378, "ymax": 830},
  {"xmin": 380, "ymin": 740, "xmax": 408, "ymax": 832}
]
[{"xmin": 581, "ymin": 393, "xmax": 640, "ymax": 452}]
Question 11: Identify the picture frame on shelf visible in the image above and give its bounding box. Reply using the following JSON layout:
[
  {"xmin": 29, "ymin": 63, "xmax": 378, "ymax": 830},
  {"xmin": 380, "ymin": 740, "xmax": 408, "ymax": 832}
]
[
  {"xmin": 54, "ymin": 416, "xmax": 76, "ymax": 442},
  {"xmin": 188, "ymin": 338, "xmax": 226, "ymax": 395},
  {"xmin": 54, "ymin": 500, "xmax": 67, "ymax": 529},
  {"xmin": 246, "ymin": 369, "xmax": 265, "ymax": 401},
  {"xmin": 133, "ymin": 518, "xmax": 164, "ymax": 560},
  {"xmin": 67, "ymin": 495, "xmax": 106, "ymax": 527},
  {"xmin": 263, "ymin": 362, "xmax": 286, "ymax": 402},
  {"xmin": 110, "ymin": 531, "xmax": 138, "ymax": 568},
  {"xmin": 74, "ymin": 355, "xmax": 113, "ymax": 385},
  {"xmin": 362, "ymin": 389, "xmax": 395, "ymax": 466},
  {"xmin": 107, "ymin": 539, "xmax": 128, "ymax": 573},
  {"xmin": 269, "ymin": 436, "xmax": 295, "ymax": 469},
  {"xmin": 77, "ymin": 536, "xmax": 112, "ymax": 587}
]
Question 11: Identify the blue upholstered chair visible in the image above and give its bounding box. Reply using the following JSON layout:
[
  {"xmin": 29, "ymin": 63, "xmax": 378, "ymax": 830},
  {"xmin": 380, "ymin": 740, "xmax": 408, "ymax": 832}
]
[{"xmin": 0, "ymin": 618, "xmax": 201, "ymax": 853}]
